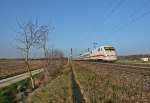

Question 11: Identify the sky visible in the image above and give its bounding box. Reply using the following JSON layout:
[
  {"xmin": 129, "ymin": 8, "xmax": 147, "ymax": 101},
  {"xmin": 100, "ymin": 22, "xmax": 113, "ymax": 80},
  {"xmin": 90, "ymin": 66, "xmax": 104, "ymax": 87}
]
[{"xmin": 0, "ymin": 0, "xmax": 150, "ymax": 58}]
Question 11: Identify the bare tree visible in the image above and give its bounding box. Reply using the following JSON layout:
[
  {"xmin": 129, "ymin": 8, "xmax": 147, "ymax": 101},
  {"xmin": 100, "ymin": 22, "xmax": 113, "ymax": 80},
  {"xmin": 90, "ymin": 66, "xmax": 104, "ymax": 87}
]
[
  {"xmin": 37, "ymin": 25, "xmax": 50, "ymax": 82},
  {"xmin": 53, "ymin": 49, "xmax": 64, "ymax": 60},
  {"xmin": 16, "ymin": 20, "xmax": 41, "ymax": 89},
  {"xmin": 48, "ymin": 48, "xmax": 64, "ymax": 65}
]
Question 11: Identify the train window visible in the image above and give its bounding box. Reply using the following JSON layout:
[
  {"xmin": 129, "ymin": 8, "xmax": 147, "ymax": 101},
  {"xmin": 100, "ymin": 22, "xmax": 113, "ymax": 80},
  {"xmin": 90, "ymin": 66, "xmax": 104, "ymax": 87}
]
[
  {"xmin": 101, "ymin": 48, "xmax": 103, "ymax": 51},
  {"xmin": 91, "ymin": 51, "xmax": 92, "ymax": 54},
  {"xmin": 98, "ymin": 48, "xmax": 100, "ymax": 52},
  {"xmin": 104, "ymin": 47, "xmax": 115, "ymax": 51}
]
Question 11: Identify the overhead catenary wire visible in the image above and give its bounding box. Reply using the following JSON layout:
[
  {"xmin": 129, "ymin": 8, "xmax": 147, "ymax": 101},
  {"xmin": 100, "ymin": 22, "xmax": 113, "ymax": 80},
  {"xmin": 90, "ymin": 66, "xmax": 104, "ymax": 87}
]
[
  {"xmin": 129, "ymin": 0, "xmax": 150, "ymax": 18},
  {"xmin": 107, "ymin": 0, "xmax": 150, "ymax": 34},
  {"xmin": 113, "ymin": 9, "xmax": 150, "ymax": 33},
  {"xmin": 103, "ymin": 0, "xmax": 126, "ymax": 24}
]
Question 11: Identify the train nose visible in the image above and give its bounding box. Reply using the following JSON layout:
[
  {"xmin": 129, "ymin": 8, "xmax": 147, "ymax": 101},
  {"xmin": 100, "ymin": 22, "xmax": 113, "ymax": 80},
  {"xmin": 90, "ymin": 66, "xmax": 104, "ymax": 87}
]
[{"xmin": 105, "ymin": 56, "xmax": 117, "ymax": 61}]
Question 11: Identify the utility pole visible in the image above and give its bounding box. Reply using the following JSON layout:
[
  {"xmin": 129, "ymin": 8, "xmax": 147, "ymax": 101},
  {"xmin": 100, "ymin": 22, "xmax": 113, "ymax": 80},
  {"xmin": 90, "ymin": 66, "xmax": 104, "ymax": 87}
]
[
  {"xmin": 70, "ymin": 48, "xmax": 72, "ymax": 61},
  {"xmin": 93, "ymin": 42, "xmax": 98, "ymax": 49},
  {"xmin": 68, "ymin": 48, "xmax": 73, "ymax": 65},
  {"xmin": 88, "ymin": 48, "xmax": 90, "ymax": 52}
]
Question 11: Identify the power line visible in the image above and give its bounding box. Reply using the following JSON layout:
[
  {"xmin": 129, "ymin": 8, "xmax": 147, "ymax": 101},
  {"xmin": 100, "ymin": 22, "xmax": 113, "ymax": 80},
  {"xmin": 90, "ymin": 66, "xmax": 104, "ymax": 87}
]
[
  {"xmin": 103, "ymin": 0, "xmax": 126, "ymax": 24},
  {"xmin": 93, "ymin": 42, "xmax": 98, "ymax": 49},
  {"xmin": 108, "ymin": 0, "xmax": 150, "ymax": 33},
  {"xmin": 131, "ymin": 10, "xmax": 150, "ymax": 23},
  {"xmin": 109, "ymin": 11, "xmax": 150, "ymax": 34},
  {"xmin": 129, "ymin": 0, "xmax": 150, "ymax": 18}
]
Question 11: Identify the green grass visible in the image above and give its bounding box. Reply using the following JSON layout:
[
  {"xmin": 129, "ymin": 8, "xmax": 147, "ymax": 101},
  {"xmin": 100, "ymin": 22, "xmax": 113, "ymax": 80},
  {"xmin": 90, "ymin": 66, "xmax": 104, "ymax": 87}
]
[
  {"xmin": 0, "ymin": 84, "xmax": 17, "ymax": 103},
  {"xmin": 26, "ymin": 67, "xmax": 73, "ymax": 103},
  {"xmin": 0, "ymin": 78, "xmax": 30, "ymax": 103},
  {"xmin": 0, "ymin": 72, "xmax": 45, "ymax": 103}
]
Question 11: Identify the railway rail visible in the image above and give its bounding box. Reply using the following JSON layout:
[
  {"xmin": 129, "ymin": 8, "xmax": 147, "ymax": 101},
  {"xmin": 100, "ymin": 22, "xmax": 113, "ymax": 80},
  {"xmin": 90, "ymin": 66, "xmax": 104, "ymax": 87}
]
[{"xmin": 78, "ymin": 61, "xmax": 150, "ymax": 76}]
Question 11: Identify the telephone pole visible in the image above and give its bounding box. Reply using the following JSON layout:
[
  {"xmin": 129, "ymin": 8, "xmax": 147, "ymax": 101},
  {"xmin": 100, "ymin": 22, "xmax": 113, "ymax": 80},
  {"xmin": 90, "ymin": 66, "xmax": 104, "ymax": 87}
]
[
  {"xmin": 93, "ymin": 42, "xmax": 98, "ymax": 49},
  {"xmin": 70, "ymin": 48, "xmax": 72, "ymax": 61},
  {"xmin": 88, "ymin": 48, "xmax": 90, "ymax": 52},
  {"xmin": 68, "ymin": 48, "xmax": 73, "ymax": 65}
]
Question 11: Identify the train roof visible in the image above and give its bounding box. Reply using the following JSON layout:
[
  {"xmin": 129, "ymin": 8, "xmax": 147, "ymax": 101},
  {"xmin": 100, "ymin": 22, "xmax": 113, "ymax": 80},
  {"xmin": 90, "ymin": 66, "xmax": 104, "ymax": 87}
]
[
  {"xmin": 92, "ymin": 45, "xmax": 112, "ymax": 49},
  {"xmin": 99, "ymin": 45, "xmax": 114, "ymax": 48},
  {"xmin": 80, "ymin": 52, "xmax": 90, "ymax": 56}
]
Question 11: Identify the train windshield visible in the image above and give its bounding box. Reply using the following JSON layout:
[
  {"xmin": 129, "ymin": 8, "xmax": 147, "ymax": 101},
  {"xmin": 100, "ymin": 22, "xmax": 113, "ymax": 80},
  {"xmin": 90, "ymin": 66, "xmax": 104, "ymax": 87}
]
[
  {"xmin": 104, "ymin": 47, "xmax": 116, "ymax": 55},
  {"xmin": 104, "ymin": 47, "xmax": 115, "ymax": 51}
]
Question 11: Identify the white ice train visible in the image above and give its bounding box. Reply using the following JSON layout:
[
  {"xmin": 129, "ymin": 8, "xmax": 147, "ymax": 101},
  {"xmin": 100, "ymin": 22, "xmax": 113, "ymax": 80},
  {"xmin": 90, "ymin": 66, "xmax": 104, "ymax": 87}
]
[{"xmin": 79, "ymin": 45, "xmax": 117, "ymax": 62}]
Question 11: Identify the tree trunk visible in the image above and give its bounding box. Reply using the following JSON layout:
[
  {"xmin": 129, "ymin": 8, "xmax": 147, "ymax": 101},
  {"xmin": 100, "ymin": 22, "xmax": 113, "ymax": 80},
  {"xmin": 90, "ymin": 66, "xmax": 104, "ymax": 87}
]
[
  {"xmin": 43, "ymin": 47, "xmax": 49, "ymax": 83},
  {"xmin": 25, "ymin": 51, "xmax": 35, "ymax": 89}
]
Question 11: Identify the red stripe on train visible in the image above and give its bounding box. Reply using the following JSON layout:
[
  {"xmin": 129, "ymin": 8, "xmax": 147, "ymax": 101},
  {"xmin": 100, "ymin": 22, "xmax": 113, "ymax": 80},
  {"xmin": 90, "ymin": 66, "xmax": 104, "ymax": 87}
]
[{"xmin": 90, "ymin": 54, "xmax": 112, "ymax": 58}]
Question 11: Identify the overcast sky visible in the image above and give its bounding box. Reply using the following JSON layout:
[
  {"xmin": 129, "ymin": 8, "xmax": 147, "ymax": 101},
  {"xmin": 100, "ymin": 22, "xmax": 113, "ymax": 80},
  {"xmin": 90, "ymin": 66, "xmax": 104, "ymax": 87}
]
[{"xmin": 0, "ymin": 0, "xmax": 150, "ymax": 58}]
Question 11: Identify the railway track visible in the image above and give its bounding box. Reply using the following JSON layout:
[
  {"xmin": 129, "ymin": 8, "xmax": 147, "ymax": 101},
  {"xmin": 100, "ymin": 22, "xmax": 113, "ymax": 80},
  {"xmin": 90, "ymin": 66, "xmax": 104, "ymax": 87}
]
[
  {"xmin": 79, "ymin": 61, "xmax": 150, "ymax": 76},
  {"xmin": 76, "ymin": 61, "xmax": 150, "ymax": 90}
]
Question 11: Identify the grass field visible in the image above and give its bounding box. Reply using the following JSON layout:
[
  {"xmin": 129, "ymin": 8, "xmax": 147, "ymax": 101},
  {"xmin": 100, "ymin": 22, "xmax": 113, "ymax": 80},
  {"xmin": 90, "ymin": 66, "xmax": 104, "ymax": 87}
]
[
  {"xmin": 73, "ymin": 62, "xmax": 150, "ymax": 103},
  {"xmin": 26, "ymin": 66, "xmax": 73, "ymax": 103},
  {"xmin": 73, "ymin": 63, "xmax": 115, "ymax": 103},
  {"xmin": 0, "ymin": 59, "xmax": 67, "ymax": 103},
  {"xmin": 5, "ymin": 60, "xmax": 149, "ymax": 103}
]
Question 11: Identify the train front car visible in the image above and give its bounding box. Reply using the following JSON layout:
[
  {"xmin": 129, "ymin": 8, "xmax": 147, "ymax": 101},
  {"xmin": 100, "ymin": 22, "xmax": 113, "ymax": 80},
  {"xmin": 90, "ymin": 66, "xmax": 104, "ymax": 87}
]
[
  {"xmin": 78, "ymin": 45, "xmax": 117, "ymax": 62},
  {"xmin": 102, "ymin": 46, "xmax": 117, "ymax": 62}
]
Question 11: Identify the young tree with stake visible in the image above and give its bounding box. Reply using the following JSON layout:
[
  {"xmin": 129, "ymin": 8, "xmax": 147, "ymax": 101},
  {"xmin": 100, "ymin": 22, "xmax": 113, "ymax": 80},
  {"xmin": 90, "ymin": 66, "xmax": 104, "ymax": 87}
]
[
  {"xmin": 38, "ymin": 25, "xmax": 50, "ymax": 83},
  {"xmin": 16, "ymin": 20, "xmax": 42, "ymax": 89}
]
